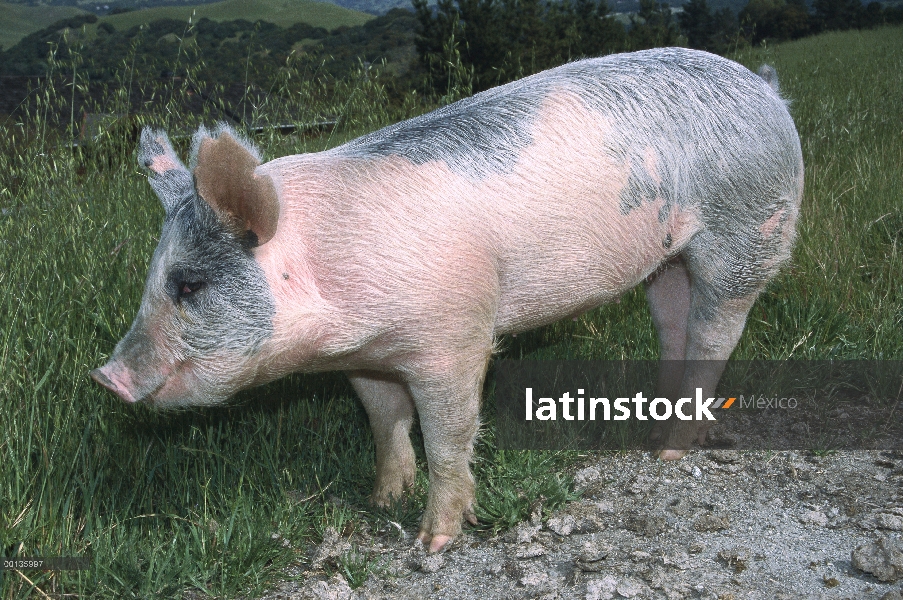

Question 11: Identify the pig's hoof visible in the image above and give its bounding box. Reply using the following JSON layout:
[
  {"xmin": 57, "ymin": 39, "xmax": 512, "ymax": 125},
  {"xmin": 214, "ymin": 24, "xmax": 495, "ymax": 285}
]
[
  {"xmin": 417, "ymin": 495, "xmax": 477, "ymax": 552},
  {"xmin": 417, "ymin": 532, "xmax": 453, "ymax": 553},
  {"xmin": 657, "ymin": 448, "xmax": 688, "ymax": 461}
]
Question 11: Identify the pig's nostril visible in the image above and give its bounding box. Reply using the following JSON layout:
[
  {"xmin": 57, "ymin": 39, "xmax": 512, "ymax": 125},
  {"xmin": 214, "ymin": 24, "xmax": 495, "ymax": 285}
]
[
  {"xmin": 90, "ymin": 367, "xmax": 137, "ymax": 403},
  {"xmin": 90, "ymin": 367, "xmax": 114, "ymax": 388}
]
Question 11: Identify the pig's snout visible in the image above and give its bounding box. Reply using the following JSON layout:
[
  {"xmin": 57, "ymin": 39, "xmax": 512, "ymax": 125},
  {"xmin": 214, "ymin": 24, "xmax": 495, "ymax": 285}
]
[{"xmin": 90, "ymin": 363, "xmax": 138, "ymax": 403}]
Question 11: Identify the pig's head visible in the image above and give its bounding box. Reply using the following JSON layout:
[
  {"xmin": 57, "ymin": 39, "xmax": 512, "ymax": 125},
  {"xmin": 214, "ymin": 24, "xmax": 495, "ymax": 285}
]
[{"xmin": 91, "ymin": 125, "xmax": 279, "ymax": 407}]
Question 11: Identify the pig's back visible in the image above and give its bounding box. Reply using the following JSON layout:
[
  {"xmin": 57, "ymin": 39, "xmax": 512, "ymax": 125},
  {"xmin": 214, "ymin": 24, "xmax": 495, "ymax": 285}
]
[{"xmin": 281, "ymin": 48, "xmax": 802, "ymax": 335}]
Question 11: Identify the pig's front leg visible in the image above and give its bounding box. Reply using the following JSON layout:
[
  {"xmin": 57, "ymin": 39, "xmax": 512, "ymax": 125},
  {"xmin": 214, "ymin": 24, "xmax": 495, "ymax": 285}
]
[
  {"xmin": 407, "ymin": 362, "xmax": 485, "ymax": 552},
  {"xmin": 348, "ymin": 371, "xmax": 417, "ymax": 505}
]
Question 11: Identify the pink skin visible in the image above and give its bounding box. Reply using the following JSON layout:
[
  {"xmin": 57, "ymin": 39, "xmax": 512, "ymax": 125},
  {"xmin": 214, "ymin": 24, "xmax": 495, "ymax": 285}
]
[
  {"xmin": 760, "ymin": 208, "xmax": 785, "ymax": 238},
  {"xmin": 90, "ymin": 363, "xmax": 138, "ymax": 403}
]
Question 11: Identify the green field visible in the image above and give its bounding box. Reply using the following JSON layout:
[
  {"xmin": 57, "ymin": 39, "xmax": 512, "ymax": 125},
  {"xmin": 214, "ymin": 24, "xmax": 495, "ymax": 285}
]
[
  {"xmin": 97, "ymin": 0, "xmax": 372, "ymax": 32},
  {"xmin": 1, "ymin": 25, "xmax": 901, "ymax": 598},
  {"xmin": 0, "ymin": 0, "xmax": 371, "ymax": 51},
  {"xmin": 0, "ymin": 1, "xmax": 88, "ymax": 50}
]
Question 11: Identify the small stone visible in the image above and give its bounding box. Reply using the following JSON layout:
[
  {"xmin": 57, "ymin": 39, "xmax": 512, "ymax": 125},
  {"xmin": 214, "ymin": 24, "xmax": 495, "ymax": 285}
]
[
  {"xmin": 548, "ymin": 514, "xmax": 578, "ymax": 536},
  {"xmin": 303, "ymin": 573, "xmax": 354, "ymax": 600},
  {"xmin": 419, "ymin": 553, "xmax": 445, "ymax": 573},
  {"xmin": 692, "ymin": 466, "xmax": 703, "ymax": 479},
  {"xmin": 585, "ymin": 575, "xmax": 618, "ymax": 600},
  {"xmin": 879, "ymin": 591, "xmax": 903, "ymax": 600},
  {"xmin": 624, "ymin": 512, "xmax": 668, "ymax": 536},
  {"xmin": 688, "ymin": 542, "xmax": 705, "ymax": 554},
  {"xmin": 311, "ymin": 527, "xmax": 352, "ymax": 569},
  {"xmin": 616, "ymin": 578, "xmax": 649, "ymax": 598},
  {"xmin": 519, "ymin": 569, "xmax": 550, "ymax": 587},
  {"xmin": 851, "ymin": 536, "xmax": 903, "ymax": 582},
  {"xmin": 709, "ymin": 450, "xmax": 740, "ymax": 464},
  {"xmin": 718, "ymin": 548, "xmax": 750, "ymax": 573},
  {"xmin": 512, "ymin": 521, "xmax": 541, "ymax": 544},
  {"xmin": 800, "ymin": 510, "xmax": 829, "ymax": 527},
  {"xmin": 517, "ymin": 543, "xmax": 547, "ymax": 559},
  {"xmin": 575, "ymin": 466, "xmax": 602, "ymax": 489},
  {"xmin": 878, "ymin": 513, "xmax": 903, "ymax": 531},
  {"xmin": 694, "ymin": 513, "xmax": 730, "ymax": 532}
]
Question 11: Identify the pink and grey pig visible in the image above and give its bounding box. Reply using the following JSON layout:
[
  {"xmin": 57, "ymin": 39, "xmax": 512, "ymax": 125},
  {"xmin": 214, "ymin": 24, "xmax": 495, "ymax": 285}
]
[{"xmin": 92, "ymin": 47, "xmax": 803, "ymax": 551}]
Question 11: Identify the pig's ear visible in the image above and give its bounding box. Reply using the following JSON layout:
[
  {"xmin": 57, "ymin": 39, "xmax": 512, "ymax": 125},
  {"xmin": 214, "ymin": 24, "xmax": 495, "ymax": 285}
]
[
  {"xmin": 137, "ymin": 127, "xmax": 193, "ymax": 215},
  {"xmin": 192, "ymin": 127, "xmax": 279, "ymax": 246}
]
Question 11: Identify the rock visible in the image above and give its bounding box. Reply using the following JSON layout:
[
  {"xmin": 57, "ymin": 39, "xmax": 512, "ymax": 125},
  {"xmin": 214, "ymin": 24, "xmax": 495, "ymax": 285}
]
[
  {"xmin": 547, "ymin": 505, "xmax": 603, "ymax": 536},
  {"xmin": 519, "ymin": 569, "xmax": 550, "ymax": 587},
  {"xmin": 708, "ymin": 450, "xmax": 740, "ymax": 464},
  {"xmin": 516, "ymin": 543, "xmax": 547, "ymax": 559},
  {"xmin": 616, "ymin": 578, "xmax": 650, "ymax": 598},
  {"xmin": 718, "ymin": 548, "xmax": 750, "ymax": 573},
  {"xmin": 694, "ymin": 513, "xmax": 730, "ymax": 532},
  {"xmin": 878, "ymin": 513, "xmax": 903, "ymax": 531},
  {"xmin": 879, "ymin": 591, "xmax": 903, "ymax": 600},
  {"xmin": 575, "ymin": 466, "xmax": 602, "ymax": 489},
  {"xmin": 585, "ymin": 575, "xmax": 619, "ymax": 600},
  {"xmin": 419, "ymin": 553, "xmax": 445, "ymax": 573},
  {"xmin": 311, "ymin": 527, "xmax": 352, "ymax": 570},
  {"xmin": 629, "ymin": 475, "xmax": 656, "ymax": 495},
  {"xmin": 548, "ymin": 514, "xmax": 578, "ymax": 536},
  {"xmin": 851, "ymin": 536, "xmax": 903, "ymax": 582},
  {"xmin": 624, "ymin": 512, "xmax": 668, "ymax": 536},
  {"xmin": 298, "ymin": 573, "xmax": 354, "ymax": 600},
  {"xmin": 576, "ymin": 540, "xmax": 613, "ymax": 572},
  {"xmin": 800, "ymin": 510, "xmax": 829, "ymax": 527},
  {"xmin": 509, "ymin": 520, "xmax": 541, "ymax": 544}
]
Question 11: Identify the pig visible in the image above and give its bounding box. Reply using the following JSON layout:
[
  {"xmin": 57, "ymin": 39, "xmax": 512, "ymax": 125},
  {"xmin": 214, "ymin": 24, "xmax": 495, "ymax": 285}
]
[{"xmin": 92, "ymin": 47, "xmax": 803, "ymax": 552}]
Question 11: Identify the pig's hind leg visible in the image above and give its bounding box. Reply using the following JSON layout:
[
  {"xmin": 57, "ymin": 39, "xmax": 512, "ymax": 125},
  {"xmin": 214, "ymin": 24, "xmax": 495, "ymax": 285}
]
[
  {"xmin": 645, "ymin": 258, "xmax": 691, "ymax": 442},
  {"xmin": 654, "ymin": 225, "xmax": 790, "ymax": 459},
  {"xmin": 348, "ymin": 371, "xmax": 417, "ymax": 506}
]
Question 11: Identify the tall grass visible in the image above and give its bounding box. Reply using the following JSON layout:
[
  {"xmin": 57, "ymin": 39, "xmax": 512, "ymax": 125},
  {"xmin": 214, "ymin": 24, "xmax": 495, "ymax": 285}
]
[{"xmin": 1, "ymin": 25, "xmax": 901, "ymax": 598}]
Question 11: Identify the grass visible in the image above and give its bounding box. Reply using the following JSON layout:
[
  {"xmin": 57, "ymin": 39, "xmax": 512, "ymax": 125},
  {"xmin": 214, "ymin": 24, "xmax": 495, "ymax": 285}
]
[
  {"xmin": 1, "ymin": 24, "xmax": 901, "ymax": 598},
  {"xmin": 0, "ymin": 1, "xmax": 88, "ymax": 50},
  {"xmin": 96, "ymin": 0, "xmax": 372, "ymax": 33}
]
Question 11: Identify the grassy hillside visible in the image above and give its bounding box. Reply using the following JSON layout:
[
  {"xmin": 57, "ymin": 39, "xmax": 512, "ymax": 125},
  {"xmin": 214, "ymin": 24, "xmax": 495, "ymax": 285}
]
[
  {"xmin": 0, "ymin": 1, "xmax": 88, "ymax": 50},
  {"xmin": 0, "ymin": 24, "xmax": 901, "ymax": 599},
  {"xmin": 96, "ymin": 0, "xmax": 372, "ymax": 32}
]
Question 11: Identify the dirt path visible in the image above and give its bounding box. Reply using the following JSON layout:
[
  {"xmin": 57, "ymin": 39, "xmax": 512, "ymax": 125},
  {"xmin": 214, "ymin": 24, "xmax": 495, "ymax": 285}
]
[{"xmin": 261, "ymin": 450, "xmax": 903, "ymax": 599}]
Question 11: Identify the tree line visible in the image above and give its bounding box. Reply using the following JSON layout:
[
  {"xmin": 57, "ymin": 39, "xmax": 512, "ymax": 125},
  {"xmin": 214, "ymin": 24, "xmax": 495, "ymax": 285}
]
[{"xmin": 413, "ymin": 0, "xmax": 903, "ymax": 94}]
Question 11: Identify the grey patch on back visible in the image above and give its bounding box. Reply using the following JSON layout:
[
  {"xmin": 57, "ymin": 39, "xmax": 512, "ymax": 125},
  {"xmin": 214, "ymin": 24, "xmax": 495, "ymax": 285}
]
[
  {"xmin": 548, "ymin": 49, "xmax": 801, "ymax": 306},
  {"xmin": 335, "ymin": 80, "xmax": 546, "ymax": 179},
  {"xmin": 337, "ymin": 49, "xmax": 802, "ymax": 311}
]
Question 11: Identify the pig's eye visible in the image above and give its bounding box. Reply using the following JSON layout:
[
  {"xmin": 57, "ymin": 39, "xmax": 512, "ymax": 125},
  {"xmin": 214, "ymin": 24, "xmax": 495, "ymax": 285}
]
[
  {"xmin": 167, "ymin": 269, "xmax": 207, "ymax": 304},
  {"xmin": 177, "ymin": 281, "xmax": 205, "ymax": 300}
]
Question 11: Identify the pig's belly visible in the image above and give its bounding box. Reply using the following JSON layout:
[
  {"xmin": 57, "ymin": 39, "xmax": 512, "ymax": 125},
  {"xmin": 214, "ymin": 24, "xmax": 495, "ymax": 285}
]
[
  {"xmin": 491, "ymin": 198, "xmax": 696, "ymax": 334},
  {"xmin": 493, "ymin": 248, "xmax": 658, "ymax": 335}
]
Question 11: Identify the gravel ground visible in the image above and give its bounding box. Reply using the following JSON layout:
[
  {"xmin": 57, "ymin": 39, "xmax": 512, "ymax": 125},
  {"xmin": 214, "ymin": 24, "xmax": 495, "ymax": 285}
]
[{"xmin": 260, "ymin": 450, "xmax": 903, "ymax": 600}]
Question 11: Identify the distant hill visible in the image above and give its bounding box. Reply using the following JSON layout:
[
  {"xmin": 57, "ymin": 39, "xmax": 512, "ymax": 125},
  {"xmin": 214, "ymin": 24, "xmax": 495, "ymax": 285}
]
[
  {"xmin": 96, "ymin": 0, "xmax": 372, "ymax": 32},
  {"xmin": 0, "ymin": 0, "xmax": 371, "ymax": 50},
  {"xmin": 0, "ymin": 2, "xmax": 89, "ymax": 50}
]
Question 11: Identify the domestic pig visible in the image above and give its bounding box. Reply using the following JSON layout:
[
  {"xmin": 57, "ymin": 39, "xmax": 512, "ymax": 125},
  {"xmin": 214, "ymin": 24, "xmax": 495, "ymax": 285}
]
[{"xmin": 92, "ymin": 47, "xmax": 803, "ymax": 551}]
